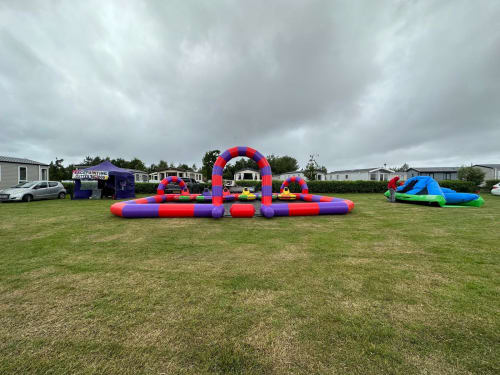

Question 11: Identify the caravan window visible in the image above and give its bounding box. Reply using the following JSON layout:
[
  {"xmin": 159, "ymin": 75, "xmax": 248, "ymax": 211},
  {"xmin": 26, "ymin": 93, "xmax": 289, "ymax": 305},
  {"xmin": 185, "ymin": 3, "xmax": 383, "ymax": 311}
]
[{"xmin": 19, "ymin": 167, "xmax": 27, "ymax": 183}]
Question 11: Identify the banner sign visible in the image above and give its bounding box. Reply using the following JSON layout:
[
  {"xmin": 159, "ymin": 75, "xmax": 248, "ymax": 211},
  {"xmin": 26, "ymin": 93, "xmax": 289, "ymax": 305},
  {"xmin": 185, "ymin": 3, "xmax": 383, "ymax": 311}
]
[{"xmin": 72, "ymin": 169, "xmax": 109, "ymax": 180}]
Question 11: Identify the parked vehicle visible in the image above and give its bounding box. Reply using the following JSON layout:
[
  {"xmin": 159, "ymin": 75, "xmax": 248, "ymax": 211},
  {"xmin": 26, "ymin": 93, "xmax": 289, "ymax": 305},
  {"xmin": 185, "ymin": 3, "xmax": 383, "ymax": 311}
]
[
  {"xmin": 0, "ymin": 181, "xmax": 66, "ymax": 202},
  {"xmin": 165, "ymin": 177, "xmax": 203, "ymax": 194},
  {"xmin": 229, "ymin": 185, "xmax": 255, "ymax": 194},
  {"xmin": 491, "ymin": 183, "xmax": 500, "ymax": 196}
]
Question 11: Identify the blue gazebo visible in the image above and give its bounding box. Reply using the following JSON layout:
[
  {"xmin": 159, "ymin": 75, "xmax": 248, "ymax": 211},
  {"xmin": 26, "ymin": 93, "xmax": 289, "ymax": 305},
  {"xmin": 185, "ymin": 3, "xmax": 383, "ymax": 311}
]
[{"xmin": 72, "ymin": 161, "xmax": 135, "ymax": 200}]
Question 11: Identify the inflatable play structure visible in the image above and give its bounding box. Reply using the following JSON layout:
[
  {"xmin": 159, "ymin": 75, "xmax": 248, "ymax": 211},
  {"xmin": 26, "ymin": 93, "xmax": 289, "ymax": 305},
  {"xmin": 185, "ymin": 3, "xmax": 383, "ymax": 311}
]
[
  {"xmin": 385, "ymin": 176, "xmax": 484, "ymax": 207},
  {"xmin": 110, "ymin": 146, "xmax": 354, "ymax": 218}
]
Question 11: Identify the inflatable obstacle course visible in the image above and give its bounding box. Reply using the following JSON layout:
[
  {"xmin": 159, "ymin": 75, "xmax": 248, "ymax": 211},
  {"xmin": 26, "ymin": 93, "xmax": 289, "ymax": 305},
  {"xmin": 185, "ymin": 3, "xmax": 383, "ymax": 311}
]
[
  {"xmin": 384, "ymin": 176, "xmax": 484, "ymax": 207},
  {"xmin": 110, "ymin": 146, "xmax": 355, "ymax": 218}
]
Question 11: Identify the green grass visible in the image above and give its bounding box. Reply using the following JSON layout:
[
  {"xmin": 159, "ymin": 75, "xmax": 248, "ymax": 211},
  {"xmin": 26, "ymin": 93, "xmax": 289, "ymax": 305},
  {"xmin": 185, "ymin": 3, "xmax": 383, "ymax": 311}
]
[{"xmin": 0, "ymin": 194, "xmax": 499, "ymax": 374}]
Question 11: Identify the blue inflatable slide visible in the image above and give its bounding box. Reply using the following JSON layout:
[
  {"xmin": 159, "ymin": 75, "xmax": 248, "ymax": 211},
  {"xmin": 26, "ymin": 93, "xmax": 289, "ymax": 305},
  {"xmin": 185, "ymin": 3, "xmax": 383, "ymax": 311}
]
[{"xmin": 384, "ymin": 176, "xmax": 484, "ymax": 207}]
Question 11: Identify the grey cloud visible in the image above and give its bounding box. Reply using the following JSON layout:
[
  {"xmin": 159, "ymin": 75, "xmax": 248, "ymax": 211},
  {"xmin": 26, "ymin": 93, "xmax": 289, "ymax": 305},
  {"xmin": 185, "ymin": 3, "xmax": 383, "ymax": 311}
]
[{"xmin": 0, "ymin": 0, "xmax": 499, "ymax": 171}]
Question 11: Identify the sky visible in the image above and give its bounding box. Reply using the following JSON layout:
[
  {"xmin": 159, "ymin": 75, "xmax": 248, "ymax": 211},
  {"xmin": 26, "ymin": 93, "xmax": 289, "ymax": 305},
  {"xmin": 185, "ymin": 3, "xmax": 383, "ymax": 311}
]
[{"xmin": 1, "ymin": 0, "xmax": 499, "ymax": 172}]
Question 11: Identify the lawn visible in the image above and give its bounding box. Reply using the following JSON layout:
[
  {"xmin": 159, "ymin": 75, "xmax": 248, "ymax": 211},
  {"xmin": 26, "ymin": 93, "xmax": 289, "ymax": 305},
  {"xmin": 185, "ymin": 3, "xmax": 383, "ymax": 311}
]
[{"xmin": 0, "ymin": 194, "xmax": 499, "ymax": 374}]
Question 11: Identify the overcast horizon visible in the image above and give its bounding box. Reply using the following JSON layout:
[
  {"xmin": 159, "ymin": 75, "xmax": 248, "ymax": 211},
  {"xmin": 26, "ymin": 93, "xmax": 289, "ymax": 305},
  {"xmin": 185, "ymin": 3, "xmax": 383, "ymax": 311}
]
[{"xmin": 1, "ymin": 1, "xmax": 499, "ymax": 171}]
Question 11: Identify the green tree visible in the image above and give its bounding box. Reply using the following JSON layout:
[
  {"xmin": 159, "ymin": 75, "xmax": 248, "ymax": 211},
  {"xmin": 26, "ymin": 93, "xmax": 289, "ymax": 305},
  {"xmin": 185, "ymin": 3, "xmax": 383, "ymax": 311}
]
[
  {"xmin": 111, "ymin": 158, "xmax": 128, "ymax": 168},
  {"xmin": 49, "ymin": 158, "xmax": 66, "ymax": 181},
  {"xmin": 458, "ymin": 165, "xmax": 485, "ymax": 186},
  {"xmin": 157, "ymin": 160, "xmax": 168, "ymax": 170},
  {"xmin": 201, "ymin": 150, "xmax": 220, "ymax": 181},
  {"xmin": 148, "ymin": 163, "xmax": 157, "ymax": 173},
  {"xmin": 82, "ymin": 156, "xmax": 94, "ymax": 166},
  {"xmin": 178, "ymin": 163, "xmax": 193, "ymax": 171},
  {"xmin": 65, "ymin": 164, "xmax": 75, "ymax": 180},
  {"xmin": 267, "ymin": 155, "xmax": 299, "ymax": 174},
  {"xmin": 80, "ymin": 156, "xmax": 105, "ymax": 166},
  {"xmin": 303, "ymin": 154, "xmax": 326, "ymax": 180},
  {"xmin": 223, "ymin": 163, "xmax": 236, "ymax": 180},
  {"xmin": 392, "ymin": 163, "xmax": 410, "ymax": 172},
  {"xmin": 128, "ymin": 158, "xmax": 146, "ymax": 171},
  {"xmin": 233, "ymin": 158, "xmax": 258, "ymax": 172},
  {"xmin": 92, "ymin": 156, "xmax": 103, "ymax": 165}
]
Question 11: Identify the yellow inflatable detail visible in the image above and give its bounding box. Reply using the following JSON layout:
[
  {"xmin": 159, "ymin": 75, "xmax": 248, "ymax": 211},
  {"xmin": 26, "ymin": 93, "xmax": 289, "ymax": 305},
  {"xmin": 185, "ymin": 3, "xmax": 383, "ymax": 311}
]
[
  {"xmin": 239, "ymin": 187, "xmax": 256, "ymax": 201},
  {"xmin": 278, "ymin": 187, "xmax": 296, "ymax": 200}
]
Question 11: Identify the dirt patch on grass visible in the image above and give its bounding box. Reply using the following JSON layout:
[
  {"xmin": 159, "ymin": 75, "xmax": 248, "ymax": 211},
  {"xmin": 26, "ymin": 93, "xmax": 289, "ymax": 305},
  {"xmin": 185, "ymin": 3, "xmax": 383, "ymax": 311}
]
[
  {"xmin": 0, "ymin": 222, "xmax": 15, "ymax": 231},
  {"xmin": 404, "ymin": 352, "xmax": 464, "ymax": 375},
  {"xmin": 271, "ymin": 248, "xmax": 309, "ymax": 261},
  {"xmin": 245, "ymin": 320, "xmax": 310, "ymax": 374},
  {"xmin": 24, "ymin": 266, "xmax": 60, "ymax": 278},
  {"xmin": 72, "ymin": 231, "xmax": 147, "ymax": 244},
  {"xmin": 89, "ymin": 233, "xmax": 129, "ymax": 243},
  {"xmin": 34, "ymin": 216, "xmax": 63, "ymax": 224},
  {"xmin": 240, "ymin": 289, "xmax": 280, "ymax": 306},
  {"xmin": 338, "ymin": 297, "xmax": 374, "ymax": 311},
  {"xmin": 342, "ymin": 257, "xmax": 374, "ymax": 265},
  {"xmin": 22, "ymin": 227, "xmax": 61, "ymax": 241}
]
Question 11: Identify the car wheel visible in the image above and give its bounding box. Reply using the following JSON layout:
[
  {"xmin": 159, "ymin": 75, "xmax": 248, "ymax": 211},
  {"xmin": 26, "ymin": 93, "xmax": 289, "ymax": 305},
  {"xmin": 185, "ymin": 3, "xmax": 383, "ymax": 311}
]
[
  {"xmin": 23, "ymin": 194, "xmax": 33, "ymax": 202},
  {"xmin": 58, "ymin": 192, "xmax": 66, "ymax": 199}
]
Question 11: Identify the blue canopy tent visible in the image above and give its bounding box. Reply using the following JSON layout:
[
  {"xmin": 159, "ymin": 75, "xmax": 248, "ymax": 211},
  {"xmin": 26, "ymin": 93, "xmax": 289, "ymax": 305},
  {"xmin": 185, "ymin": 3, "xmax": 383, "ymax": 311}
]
[{"xmin": 72, "ymin": 161, "xmax": 135, "ymax": 200}]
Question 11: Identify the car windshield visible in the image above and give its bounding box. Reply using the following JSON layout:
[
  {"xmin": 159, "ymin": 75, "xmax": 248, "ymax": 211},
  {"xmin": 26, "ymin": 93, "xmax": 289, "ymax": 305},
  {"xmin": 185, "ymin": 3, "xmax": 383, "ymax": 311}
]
[{"xmin": 13, "ymin": 182, "xmax": 37, "ymax": 188}]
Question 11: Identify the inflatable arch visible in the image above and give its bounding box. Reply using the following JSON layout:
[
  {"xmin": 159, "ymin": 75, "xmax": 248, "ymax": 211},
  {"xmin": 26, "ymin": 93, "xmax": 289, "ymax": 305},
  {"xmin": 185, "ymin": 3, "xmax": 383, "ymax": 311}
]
[
  {"xmin": 280, "ymin": 176, "xmax": 309, "ymax": 194},
  {"xmin": 110, "ymin": 146, "xmax": 354, "ymax": 218},
  {"xmin": 157, "ymin": 176, "xmax": 188, "ymax": 195},
  {"xmin": 211, "ymin": 146, "xmax": 272, "ymax": 218}
]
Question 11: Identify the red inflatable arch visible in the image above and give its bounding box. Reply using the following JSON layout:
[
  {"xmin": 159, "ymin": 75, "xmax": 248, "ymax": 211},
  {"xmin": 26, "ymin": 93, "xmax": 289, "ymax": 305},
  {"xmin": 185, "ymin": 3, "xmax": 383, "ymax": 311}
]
[{"xmin": 157, "ymin": 176, "xmax": 188, "ymax": 195}]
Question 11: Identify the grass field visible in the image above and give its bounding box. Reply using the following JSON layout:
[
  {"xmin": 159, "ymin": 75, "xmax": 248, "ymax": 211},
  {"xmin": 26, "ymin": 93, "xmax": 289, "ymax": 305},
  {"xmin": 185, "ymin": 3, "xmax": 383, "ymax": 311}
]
[{"xmin": 0, "ymin": 194, "xmax": 499, "ymax": 374}]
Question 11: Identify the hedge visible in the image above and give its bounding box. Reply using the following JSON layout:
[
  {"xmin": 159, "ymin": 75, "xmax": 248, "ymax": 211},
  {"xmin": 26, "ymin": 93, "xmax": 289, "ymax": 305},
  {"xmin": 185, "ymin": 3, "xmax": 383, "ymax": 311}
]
[
  {"xmin": 439, "ymin": 180, "xmax": 477, "ymax": 193},
  {"xmin": 135, "ymin": 182, "xmax": 158, "ymax": 194},
  {"xmin": 135, "ymin": 182, "xmax": 210, "ymax": 194},
  {"xmin": 305, "ymin": 180, "xmax": 388, "ymax": 193},
  {"xmin": 235, "ymin": 180, "xmax": 388, "ymax": 193},
  {"xmin": 234, "ymin": 180, "xmax": 261, "ymax": 188},
  {"xmin": 237, "ymin": 179, "xmax": 477, "ymax": 193},
  {"xmin": 133, "ymin": 179, "xmax": 477, "ymax": 195},
  {"xmin": 62, "ymin": 182, "xmax": 74, "ymax": 197},
  {"xmin": 484, "ymin": 179, "xmax": 500, "ymax": 191}
]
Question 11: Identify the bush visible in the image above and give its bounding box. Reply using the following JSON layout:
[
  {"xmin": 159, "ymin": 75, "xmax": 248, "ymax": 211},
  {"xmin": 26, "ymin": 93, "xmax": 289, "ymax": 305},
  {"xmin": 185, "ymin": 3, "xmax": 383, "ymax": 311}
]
[
  {"xmin": 484, "ymin": 179, "xmax": 500, "ymax": 191},
  {"xmin": 235, "ymin": 180, "xmax": 261, "ymax": 188},
  {"xmin": 134, "ymin": 182, "xmax": 158, "ymax": 194},
  {"xmin": 62, "ymin": 182, "xmax": 74, "ymax": 197},
  {"xmin": 237, "ymin": 180, "xmax": 388, "ymax": 193},
  {"xmin": 439, "ymin": 180, "xmax": 477, "ymax": 193},
  {"xmin": 458, "ymin": 166, "xmax": 485, "ymax": 186},
  {"xmin": 135, "ymin": 182, "xmax": 212, "ymax": 194},
  {"xmin": 138, "ymin": 179, "xmax": 477, "ymax": 194},
  {"xmin": 306, "ymin": 180, "xmax": 388, "ymax": 193}
]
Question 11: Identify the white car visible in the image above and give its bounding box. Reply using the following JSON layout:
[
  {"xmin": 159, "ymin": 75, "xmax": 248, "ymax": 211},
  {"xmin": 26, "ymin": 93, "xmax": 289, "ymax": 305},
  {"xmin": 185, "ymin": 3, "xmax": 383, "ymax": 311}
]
[{"xmin": 491, "ymin": 183, "xmax": 500, "ymax": 196}]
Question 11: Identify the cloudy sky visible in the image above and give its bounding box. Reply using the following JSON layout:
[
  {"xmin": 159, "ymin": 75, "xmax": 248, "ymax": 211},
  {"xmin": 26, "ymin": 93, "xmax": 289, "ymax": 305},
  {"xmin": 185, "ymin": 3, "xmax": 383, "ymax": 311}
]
[{"xmin": 1, "ymin": 0, "xmax": 499, "ymax": 171}]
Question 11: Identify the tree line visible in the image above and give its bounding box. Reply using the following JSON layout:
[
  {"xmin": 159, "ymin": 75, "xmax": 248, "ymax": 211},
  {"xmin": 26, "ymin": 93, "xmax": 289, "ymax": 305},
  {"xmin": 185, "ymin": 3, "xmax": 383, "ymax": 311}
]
[
  {"xmin": 201, "ymin": 150, "xmax": 305, "ymax": 180},
  {"xmin": 47, "ymin": 151, "xmax": 309, "ymax": 181},
  {"xmin": 48, "ymin": 153, "xmax": 487, "ymax": 185},
  {"xmin": 48, "ymin": 155, "xmax": 200, "ymax": 181}
]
